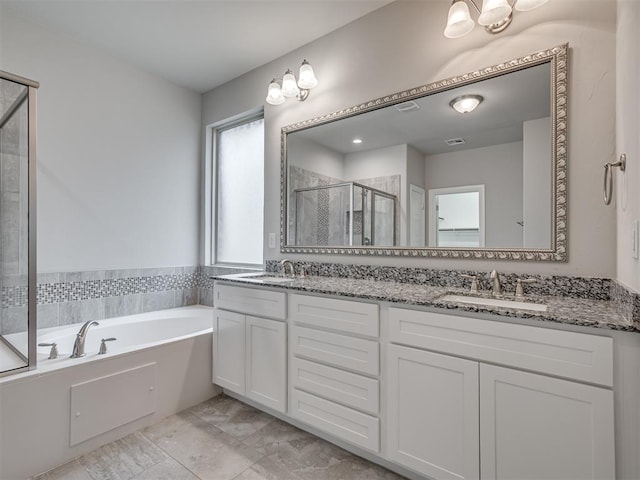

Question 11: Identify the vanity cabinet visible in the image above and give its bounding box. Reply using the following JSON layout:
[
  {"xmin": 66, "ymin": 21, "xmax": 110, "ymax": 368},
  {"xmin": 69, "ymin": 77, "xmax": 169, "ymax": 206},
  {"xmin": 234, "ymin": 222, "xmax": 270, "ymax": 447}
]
[
  {"xmin": 387, "ymin": 344, "xmax": 480, "ymax": 480},
  {"xmin": 288, "ymin": 293, "xmax": 381, "ymax": 452},
  {"xmin": 387, "ymin": 307, "xmax": 615, "ymax": 480},
  {"xmin": 213, "ymin": 284, "xmax": 287, "ymax": 413}
]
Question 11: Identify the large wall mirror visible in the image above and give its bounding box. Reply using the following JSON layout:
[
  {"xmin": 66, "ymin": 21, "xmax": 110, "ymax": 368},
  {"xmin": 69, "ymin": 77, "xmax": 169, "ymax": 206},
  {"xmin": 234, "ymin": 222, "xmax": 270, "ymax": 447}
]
[{"xmin": 281, "ymin": 45, "xmax": 567, "ymax": 261}]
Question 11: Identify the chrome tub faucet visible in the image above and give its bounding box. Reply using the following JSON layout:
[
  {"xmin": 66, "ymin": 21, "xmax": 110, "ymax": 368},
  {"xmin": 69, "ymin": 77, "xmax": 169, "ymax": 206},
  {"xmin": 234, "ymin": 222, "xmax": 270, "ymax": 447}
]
[{"xmin": 70, "ymin": 320, "xmax": 99, "ymax": 358}]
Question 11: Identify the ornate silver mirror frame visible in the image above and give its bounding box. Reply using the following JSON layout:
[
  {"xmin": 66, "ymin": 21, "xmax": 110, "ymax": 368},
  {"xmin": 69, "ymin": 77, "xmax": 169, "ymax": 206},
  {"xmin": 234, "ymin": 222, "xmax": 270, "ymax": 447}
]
[{"xmin": 280, "ymin": 44, "xmax": 568, "ymax": 261}]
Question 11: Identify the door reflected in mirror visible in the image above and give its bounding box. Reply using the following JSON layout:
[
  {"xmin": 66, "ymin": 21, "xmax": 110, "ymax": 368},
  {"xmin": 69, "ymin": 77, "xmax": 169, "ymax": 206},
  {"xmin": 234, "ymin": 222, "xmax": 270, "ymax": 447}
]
[{"xmin": 430, "ymin": 186, "xmax": 485, "ymax": 248}]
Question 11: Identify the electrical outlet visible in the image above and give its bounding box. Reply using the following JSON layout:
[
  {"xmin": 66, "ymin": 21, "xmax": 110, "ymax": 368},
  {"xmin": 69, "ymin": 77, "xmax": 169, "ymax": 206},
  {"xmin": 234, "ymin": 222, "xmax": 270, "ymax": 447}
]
[
  {"xmin": 632, "ymin": 220, "xmax": 639, "ymax": 260},
  {"xmin": 268, "ymin": 233, "xmax": 276, "ymax": 249}
]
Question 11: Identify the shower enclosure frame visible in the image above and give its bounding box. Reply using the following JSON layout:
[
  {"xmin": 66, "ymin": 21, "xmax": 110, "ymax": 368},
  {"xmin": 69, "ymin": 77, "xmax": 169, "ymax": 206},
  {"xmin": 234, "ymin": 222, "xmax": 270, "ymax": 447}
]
[
  {"xmin": 293, "ymin": 181, "xmax": 397, "ymax": 247},
  {"xmin": 0, "ymin": 70, "xmax": 38, "ymax": 377}
]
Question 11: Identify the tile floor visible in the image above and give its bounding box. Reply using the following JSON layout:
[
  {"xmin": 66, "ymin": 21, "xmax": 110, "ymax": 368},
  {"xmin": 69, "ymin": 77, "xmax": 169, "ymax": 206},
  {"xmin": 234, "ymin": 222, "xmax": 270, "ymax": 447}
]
[{"xmin": 33, "ymin": 394, "xmax": 407, "ymax": 480}]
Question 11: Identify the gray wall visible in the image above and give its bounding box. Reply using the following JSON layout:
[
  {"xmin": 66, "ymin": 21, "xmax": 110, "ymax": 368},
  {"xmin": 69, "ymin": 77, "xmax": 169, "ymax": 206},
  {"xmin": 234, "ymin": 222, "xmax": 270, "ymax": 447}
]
[
  {"xmin": 425, "ymin": 141, "xmax": 524, "ymax": 248},
  {"xmin": 202, "ymin": 0, "xmax": 616, "ymax": 277},
  {"xmin": 0, "ymin": 11, "xmax": 202, "ymax": 273}
]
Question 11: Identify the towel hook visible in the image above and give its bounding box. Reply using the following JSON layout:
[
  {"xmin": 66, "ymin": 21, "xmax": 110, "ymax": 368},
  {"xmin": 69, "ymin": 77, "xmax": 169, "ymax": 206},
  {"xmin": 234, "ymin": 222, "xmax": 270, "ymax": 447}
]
[{"xmin": 604, "ymin": 153, "xmax": 626, "ymax": 205}]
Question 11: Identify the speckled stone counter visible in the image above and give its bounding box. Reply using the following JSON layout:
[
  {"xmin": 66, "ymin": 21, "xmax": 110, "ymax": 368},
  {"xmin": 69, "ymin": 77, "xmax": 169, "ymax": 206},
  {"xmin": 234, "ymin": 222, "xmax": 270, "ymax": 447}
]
[{"xmin": 213, "ymin": 273, "xmax": 636, "ymax": 333}]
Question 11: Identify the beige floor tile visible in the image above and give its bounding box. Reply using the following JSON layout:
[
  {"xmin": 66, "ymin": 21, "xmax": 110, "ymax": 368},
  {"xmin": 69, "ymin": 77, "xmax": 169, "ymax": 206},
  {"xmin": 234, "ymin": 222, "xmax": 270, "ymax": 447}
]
[
  {"xmin": 78, "ymin": 432, "xmax": 167, "ymax": 480},
  {"xmin": 242, "ymin": 418, "xmax": 316, "ymax": 457},
  {"xmin": 141, "ymin": 411, "xmax": 202, "ymax": 443},
  {"xmin": 334, "ymin": 456, "xmax": 408, "ymax": 480},
  {"xmin": 237, "ymin": 455, "xmax": 302, "ymax": 480},
  {"xmin": 151, "ymin": 414, "xmax": 263, "ymax": 480},
  {"xmin": 189, "ymin": 394, "xmax": 274, "ymax": 440},
  {"xmin": 33, "ymin": 460, "xmax": 93, "ymax": 480},
  {"xmin": 130, "ymin": 458, "xmax": 199, "ymax": 480}
]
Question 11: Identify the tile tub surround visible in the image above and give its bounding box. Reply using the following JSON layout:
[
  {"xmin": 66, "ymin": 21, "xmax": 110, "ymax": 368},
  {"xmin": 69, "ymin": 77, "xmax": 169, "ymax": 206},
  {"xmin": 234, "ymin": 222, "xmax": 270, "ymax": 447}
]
[
  {"xmin": 219, "ymin": 271, "xmax": 636, "ymax": 332},
  {"xmin": 1, "ymin": 267, "xmax": 204, "ymax": 333},
  {"xmin": 33, "ymin": 394, "xmax": 406, "ymax": 480}
]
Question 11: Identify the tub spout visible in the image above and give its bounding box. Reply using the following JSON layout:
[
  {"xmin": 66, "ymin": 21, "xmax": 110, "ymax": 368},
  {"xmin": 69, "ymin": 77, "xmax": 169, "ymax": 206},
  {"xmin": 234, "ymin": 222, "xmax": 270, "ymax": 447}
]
[{"xmin": 70, "ymin": 321, "xmax": 99, "ymax": 358}]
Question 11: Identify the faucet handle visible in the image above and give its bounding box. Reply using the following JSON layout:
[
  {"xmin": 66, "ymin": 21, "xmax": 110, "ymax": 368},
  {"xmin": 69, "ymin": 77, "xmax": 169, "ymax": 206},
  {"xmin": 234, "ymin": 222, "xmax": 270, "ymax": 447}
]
[
  {"xmin": 38, "ymin": 342, "xmax": 59, "ymax": 359},
  {"xmin": 299, "ymin": 264, "xmax": 308, "ymax": 279},
  {"xmin": 99, "ymin": 337, "xmax": 117, "ymax": 355},
  {"xmin": 515, "ymin": 278, "xmax": 537, "ymax": 298},
  {"xmin": 460, "ymin": 274, "xmax": 479, "ymax": 294}
]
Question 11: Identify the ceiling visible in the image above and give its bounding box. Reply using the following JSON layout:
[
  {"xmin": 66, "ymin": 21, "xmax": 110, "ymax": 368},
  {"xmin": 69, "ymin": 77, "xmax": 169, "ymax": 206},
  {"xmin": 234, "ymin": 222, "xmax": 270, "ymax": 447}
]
[
  {"xmin": 2, "ymin": 0, "xmax": 393, "ymax": 93},
  {"xmin": 289, "ymin": 62, "xmax": 551, "ymax": 156}
]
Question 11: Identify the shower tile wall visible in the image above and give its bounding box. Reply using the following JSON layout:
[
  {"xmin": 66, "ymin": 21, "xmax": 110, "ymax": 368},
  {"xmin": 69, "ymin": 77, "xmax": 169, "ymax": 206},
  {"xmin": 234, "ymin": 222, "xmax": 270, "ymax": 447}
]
[
  {"xmin": 288, "ymin": 166, "xmax": 400, "ymax": 246},
  {"xmin": 0, "ymin": 81, "xmax": 29, "ymax": 338},
  {"xmin": 288, "ymin": 166, "xmax": 342, "ymax": 246}
]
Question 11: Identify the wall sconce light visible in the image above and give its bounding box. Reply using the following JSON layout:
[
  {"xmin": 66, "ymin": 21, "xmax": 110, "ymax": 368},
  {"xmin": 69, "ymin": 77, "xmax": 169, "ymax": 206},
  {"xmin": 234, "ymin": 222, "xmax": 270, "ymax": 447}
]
[
  {"xmin": 266, "ymin": 60, "xmax": 318, "ymax": 106},
  {"xmin": 444, "ymin": 0, "xmax": 548, "ymax": 38},
  {"xmin": 450, "ymin": 94, "xmax": 484, "ymax": 113}
]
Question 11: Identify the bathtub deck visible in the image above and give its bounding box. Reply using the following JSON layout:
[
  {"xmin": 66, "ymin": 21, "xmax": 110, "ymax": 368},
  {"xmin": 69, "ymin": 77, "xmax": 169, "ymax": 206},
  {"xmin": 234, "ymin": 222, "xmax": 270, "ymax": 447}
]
[
  {"xmin": 32, "ymin": 394, "xmax": 406, "ymax": 480},
  {"xmin": 0, "ymin": 341, "xmax": 27, "ymax": 372}
]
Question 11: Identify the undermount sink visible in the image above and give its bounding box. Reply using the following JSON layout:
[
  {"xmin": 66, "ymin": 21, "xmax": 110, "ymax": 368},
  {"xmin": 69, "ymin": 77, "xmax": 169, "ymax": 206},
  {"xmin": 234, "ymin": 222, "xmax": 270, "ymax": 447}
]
[
  {"xmin": 438, "ymin": 294, "xmax": 548, "ymax": 312},
  {"xmin": 245, "ymin": 274, "xmax": 295, "ymax": 283}
]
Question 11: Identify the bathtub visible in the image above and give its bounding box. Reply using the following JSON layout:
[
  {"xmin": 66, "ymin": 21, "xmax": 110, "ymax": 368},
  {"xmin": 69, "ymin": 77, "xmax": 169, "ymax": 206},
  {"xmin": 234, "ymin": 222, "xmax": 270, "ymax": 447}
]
[
  {"xmin": 34, "ymin": 306, "xmax": 214, "ymax": 369},
  {"xmin": 0, "ymin": 305, "xmax": 220, "ymax": 480}
]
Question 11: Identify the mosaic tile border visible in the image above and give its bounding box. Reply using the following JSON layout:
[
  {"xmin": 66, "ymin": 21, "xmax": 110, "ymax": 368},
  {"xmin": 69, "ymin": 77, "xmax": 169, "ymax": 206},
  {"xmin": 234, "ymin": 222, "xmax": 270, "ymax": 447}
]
[
  {"xmin": 265, "ymin": 260, "xmax": 612, "ymax": 300},
  {"xmin": 2, "ymin": 268, "xmax": 202, "ymax": 308}
]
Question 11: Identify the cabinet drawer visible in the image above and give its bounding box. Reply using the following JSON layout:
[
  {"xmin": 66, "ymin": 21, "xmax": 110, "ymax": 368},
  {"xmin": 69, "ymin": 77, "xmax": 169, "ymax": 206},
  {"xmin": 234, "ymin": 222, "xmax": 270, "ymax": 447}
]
[
  {"xmin": 290, "ymin": 294, "xmax": 379, "ymax": 337},
  {"xmin": 291, "ymin": 388, "xmax": 379, "ymax": 452},
  {"xmin": 291, "ymin": 325, "xmax": 379, "ymax": 376},
  {"xmin": 291, "ymin": 357, "xmax": 379, "ymax": 415},
  {"xmin": 214, "ymin": 283, "xmax": 286, "ymax": 320},
  {"xmin": 389, "ymin": 308, "xmax": 613, "ymax": 387}
]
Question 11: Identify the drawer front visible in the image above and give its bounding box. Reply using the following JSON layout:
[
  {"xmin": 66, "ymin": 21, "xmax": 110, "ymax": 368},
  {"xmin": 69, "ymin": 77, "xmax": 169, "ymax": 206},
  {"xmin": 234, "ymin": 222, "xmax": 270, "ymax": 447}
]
[
  {"xmin": 291, "ymin": 388, "xmax": 380, "ymax": 452},
  {"xmin": 291, "ymin": 357, "xmax": 379, "ymax": 415},
  {"xmin": 389, "ymin": 308, "xmax": 614, "ymax": 387},
  {"xmin": 214, "ymin": 283, "xmax": 286, "ymax": 320},
  {"xmin": 291, "ymin": 325, "xmax": 379, "ymax": 376},
  {"xmin": 290, "ymin": 294, "xmax": 379, "ymax": 337}
]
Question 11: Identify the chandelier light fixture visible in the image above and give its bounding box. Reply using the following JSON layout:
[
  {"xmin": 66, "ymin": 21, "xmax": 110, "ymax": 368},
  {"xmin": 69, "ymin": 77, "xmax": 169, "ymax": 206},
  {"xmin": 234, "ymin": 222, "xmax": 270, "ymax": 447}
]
[
  {"xmin": 444, "ymin": 0, "xmax": 549, "ymax": 38},
  {"xmin": 266, "ymin": 60, "xmax": 318, "ymax": 106}
]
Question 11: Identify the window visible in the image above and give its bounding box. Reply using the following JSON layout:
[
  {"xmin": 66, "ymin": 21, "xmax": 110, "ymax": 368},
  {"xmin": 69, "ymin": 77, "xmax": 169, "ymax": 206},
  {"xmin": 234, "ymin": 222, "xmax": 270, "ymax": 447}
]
[{"xmin": 212, "ymin": 114, "xmax": 264, "ymax": 266}]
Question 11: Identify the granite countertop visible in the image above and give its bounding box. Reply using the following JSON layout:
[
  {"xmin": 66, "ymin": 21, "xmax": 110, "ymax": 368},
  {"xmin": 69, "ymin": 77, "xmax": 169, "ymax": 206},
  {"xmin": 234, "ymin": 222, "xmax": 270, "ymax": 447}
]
[{"xmin": 213, "ymin": 272, "xmax": 636, "ymax": 333}]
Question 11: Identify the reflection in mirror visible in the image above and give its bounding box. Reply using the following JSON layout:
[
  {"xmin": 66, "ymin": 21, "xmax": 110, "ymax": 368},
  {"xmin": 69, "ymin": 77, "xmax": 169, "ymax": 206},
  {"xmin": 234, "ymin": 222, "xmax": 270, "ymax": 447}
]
[
  {"xmin": 282, "ymin": 45, "xmax": 567, "ymax": 261},
  {"xmin": 430, "ymin": 186, "xmax": 484, "ymax": 248}
]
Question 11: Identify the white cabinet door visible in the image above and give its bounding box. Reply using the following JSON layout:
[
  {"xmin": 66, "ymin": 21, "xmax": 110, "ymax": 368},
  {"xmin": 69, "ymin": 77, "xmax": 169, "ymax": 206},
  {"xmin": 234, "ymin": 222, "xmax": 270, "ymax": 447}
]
[
  {"xmin": 480, "ymin": 364, "xmax": 615, "ymax": 480},
  {"xmin": 387, "ymin": 345, "xmax": 480, "ymax": 480},
  {"xmin": 245, "ymin": 316, "xmax": 286, "ymax": 413},
  {"xmin": 214, "ymin": 308, "xmax": 246, "ymax": 395}
]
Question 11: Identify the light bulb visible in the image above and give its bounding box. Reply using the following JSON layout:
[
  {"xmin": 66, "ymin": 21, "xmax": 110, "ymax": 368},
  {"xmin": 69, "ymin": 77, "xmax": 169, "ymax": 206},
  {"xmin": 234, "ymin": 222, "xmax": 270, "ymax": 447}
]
[
  {"xmin": 478, "ymin": 0, "xmax": 512, "ymax": 26},
  {"xmin": 515, "ymin": 0, "xmax": 548, "ymax": 11},
  {"xmin": 297, "ymin": 60, "xmax": 318, "ymax": 90},
  {"xmin": 266, "ymin": 79, "xmax": 285, "ymax": 105},
  {"xmin": 281, "ymin": 70, "xmax": 300, "ymax": 98},
  {"xmin": 444, "ymin": 0, "xmax": 475, "ymax": 38}
]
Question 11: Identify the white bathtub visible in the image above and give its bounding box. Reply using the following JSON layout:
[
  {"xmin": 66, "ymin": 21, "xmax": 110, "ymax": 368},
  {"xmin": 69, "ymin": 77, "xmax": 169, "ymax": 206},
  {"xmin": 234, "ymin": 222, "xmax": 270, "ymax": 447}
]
[
  {"xmin": 35, "ymin": 306, "xmax": 213, "ymax": 369},
  {"xmin": 0, "ymin": 305, "xmax": 220, "ymax": 480}
]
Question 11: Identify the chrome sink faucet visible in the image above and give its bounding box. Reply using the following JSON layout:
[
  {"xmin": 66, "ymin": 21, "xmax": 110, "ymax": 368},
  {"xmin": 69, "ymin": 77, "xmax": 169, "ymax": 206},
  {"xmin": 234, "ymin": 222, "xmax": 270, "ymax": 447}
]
[
  {"xmin": 70, "ymin": 320, "xmax": 99, "ymax": 358},
  {"xmin": 280, "ymin": 259, "xmax": 295, "ymax": 278},
  {"xmin": 489, "ymin": 270, "xmax": 502, "ymax": 296}
]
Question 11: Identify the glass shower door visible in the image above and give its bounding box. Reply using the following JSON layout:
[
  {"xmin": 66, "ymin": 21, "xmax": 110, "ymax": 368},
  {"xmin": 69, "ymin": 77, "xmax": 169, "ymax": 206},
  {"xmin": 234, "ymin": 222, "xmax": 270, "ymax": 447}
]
[{"xmin": 0, "ymin": 73, "xmax": 37, "ymax": 376}]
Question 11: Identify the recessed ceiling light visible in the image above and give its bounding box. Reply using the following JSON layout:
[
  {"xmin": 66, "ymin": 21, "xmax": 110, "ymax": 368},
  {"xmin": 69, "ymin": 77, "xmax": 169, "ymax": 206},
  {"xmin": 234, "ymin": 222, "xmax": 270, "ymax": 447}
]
[{"xmin": 352, "ymin": 138, "xmax": 363, "ymax": 144}]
